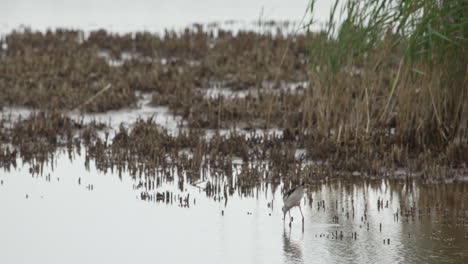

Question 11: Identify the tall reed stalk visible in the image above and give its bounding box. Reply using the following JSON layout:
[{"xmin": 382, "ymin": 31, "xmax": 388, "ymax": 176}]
[{"xmin": 306, "ymin": 0, "xmax": 467, "ymax": 154}]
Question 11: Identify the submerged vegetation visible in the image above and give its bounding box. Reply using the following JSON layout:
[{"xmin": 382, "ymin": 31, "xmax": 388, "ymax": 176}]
[{"xmin": 0, "ymin": 0, "xmax": 467, "ymax": 188}]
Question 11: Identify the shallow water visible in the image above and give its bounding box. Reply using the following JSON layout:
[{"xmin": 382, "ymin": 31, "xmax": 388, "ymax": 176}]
[
  {"xmin": 0, "ymin": 93, "xmax": 184, "ymax": 137},
  {"xmin": 1, "ymin": 152, "xmax": 467, "ymax": 264},
  {"xmin": 69, "ymin": 92, "xmax": 184, "ymax": 135}
]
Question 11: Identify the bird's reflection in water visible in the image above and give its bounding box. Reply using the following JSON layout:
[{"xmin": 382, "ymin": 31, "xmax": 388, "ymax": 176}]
[{"xmin": 282, "ymin": 226, "xmax": 304, "ymax": 264}]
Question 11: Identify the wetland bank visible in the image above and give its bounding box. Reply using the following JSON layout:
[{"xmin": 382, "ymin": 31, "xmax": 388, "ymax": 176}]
[{"xmin": 1, "ymin": 0, "xmax": 468, "ymax": 263}]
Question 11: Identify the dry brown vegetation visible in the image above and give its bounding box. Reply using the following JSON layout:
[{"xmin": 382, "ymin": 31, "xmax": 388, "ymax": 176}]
[
  {"xmin": 0, "ymin": 111, "xmax": 104, "ymax": 165},
  {"xmin": 0, "ymin": 25, "xmax": 466, "ymax": 186},
  {"xmin": 0, "ymin": 30, "xmax": 135, "ymax": 112}
]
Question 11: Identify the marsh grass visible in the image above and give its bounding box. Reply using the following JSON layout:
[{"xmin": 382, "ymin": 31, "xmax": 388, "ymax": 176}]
[
  {"xmin": 0, "ymin": 12, "xmax": 466, "ymax": 185},
  {"xmin": 304, "ymin": 0, "xmax": 467, "ymax": 168}
]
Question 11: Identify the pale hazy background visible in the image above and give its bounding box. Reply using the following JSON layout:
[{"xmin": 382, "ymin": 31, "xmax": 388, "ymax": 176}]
[{"xmin": 1, "ymin": 0, "xmax": 332, "ymax": 34}]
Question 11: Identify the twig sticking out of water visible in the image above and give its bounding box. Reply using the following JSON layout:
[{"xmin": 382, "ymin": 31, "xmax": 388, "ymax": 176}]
[{"xmin": 72, "ymin": 84, "xmax": 112, "ymax": 112}]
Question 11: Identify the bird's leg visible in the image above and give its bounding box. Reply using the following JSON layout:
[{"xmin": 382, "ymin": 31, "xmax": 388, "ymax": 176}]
[
  {"xmin": 289, "ymin": 210, "xmax": 293, "ymax": 223},
  {"xmin": 299, "ymin": 204, "xmax": 304, "ymax": 221}
]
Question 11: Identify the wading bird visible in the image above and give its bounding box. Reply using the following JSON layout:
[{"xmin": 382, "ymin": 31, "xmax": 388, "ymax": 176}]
[{"xmin": 282, "ymin": 183, "xmax": 305, "ymax": 224}]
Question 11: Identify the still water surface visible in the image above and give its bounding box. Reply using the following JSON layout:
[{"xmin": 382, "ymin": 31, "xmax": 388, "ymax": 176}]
[{"xmin": 1, "ymin": 153, "xmax": 467, "ymax": 264}]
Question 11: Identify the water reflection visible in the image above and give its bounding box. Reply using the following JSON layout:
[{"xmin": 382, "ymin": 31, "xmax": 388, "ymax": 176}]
[
  {"xmin": 0, "ymin": 152, "xmax": 467, "ymax": 264},
  {"xmin": 283, "ymin": 226, "xmax": 303, "ymax": 264}
]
